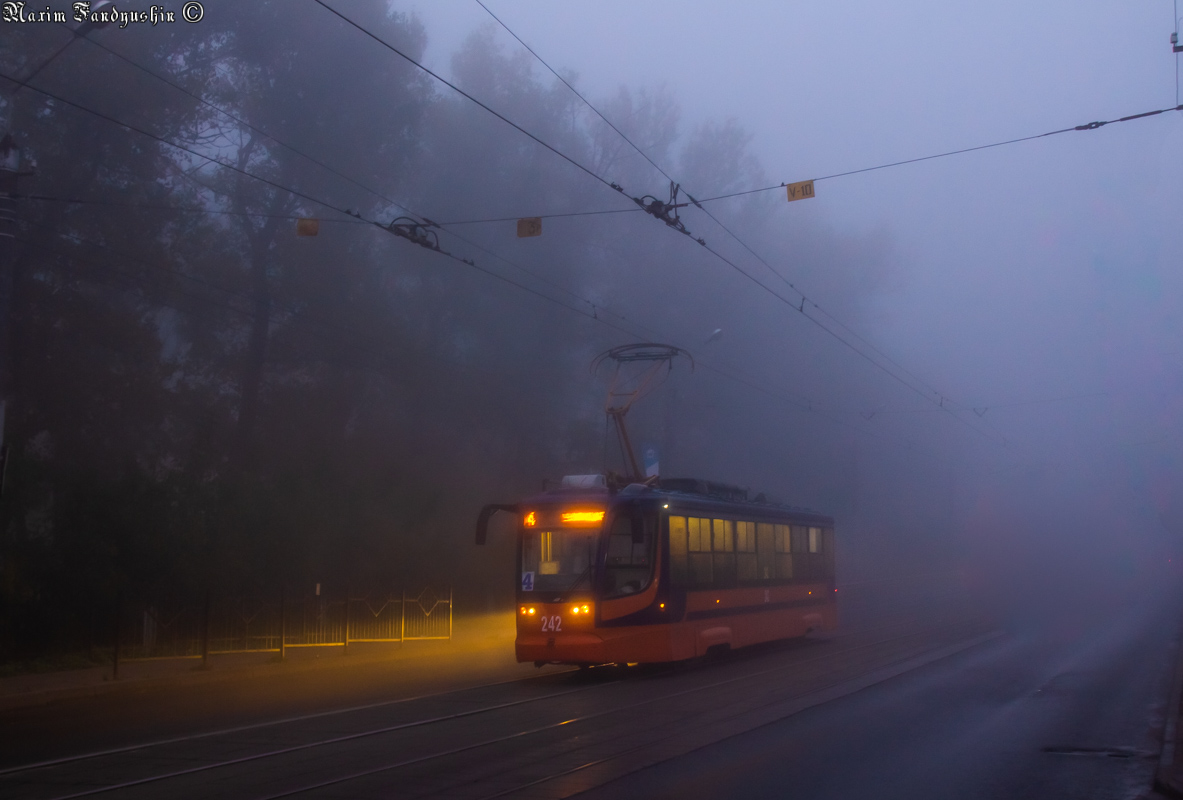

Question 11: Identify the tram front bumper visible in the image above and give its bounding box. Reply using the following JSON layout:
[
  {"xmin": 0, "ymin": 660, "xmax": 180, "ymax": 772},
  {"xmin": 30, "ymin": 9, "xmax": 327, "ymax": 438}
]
[{"xmin": 516, "ymin": 632, "xmax": 606, "ymax": 664}]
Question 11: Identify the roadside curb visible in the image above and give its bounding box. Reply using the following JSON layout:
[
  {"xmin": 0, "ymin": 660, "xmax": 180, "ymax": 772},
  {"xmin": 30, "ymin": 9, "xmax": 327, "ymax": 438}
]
[{"xmin": 1155, "ymin": 604, "xmax": 1183, "ymax": 798}]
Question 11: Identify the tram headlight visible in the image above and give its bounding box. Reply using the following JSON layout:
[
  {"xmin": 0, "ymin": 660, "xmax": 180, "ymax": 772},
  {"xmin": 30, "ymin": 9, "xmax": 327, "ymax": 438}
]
[
  {"xmin": 582, "ymin": 604, "xmax": 589, "ymax": 613},
  {"xmin": 528, "ymin": 607, "xmax": 536, "ymax": 615}
]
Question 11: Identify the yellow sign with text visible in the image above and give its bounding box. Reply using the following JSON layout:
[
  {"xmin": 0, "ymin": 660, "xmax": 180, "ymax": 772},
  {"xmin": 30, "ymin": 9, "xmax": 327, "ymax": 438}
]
[
  {"xmin": 785, "ymin": 180, "xmax": 815, "ymax": 202},
  {"xmin": 517, "ymin": 217, "xmax": 542, "ymax": 238}
]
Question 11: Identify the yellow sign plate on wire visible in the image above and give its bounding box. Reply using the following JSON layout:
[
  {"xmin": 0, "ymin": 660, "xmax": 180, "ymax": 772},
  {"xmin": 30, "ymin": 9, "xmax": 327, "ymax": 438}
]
[
  {"xmin": 785, "ymin": 180, "xmax": 815, "ymax": 202},
  {"xmin": 517, "ymin": 217, "xmax": 542, "ymax": 238}
]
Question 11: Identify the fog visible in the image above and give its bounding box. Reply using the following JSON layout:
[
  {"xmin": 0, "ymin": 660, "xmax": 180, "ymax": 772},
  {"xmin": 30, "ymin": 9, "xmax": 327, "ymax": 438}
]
[{"xmin": 1, "ymin": 0, "xmax": 1180, "ymax": 655}]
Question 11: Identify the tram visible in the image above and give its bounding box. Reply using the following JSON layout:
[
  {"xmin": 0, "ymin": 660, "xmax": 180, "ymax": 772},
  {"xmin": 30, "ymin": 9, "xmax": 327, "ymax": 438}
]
[{"xmin": 475, "ymin": 475, "xmax": 836, "ymax": 666}]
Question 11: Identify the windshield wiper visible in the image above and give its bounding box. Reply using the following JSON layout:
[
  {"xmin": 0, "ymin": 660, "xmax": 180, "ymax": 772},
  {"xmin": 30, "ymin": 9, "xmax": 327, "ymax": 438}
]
[{"xmin": 565, "ymin": 562, "xmax": 595, "ymax": 596}]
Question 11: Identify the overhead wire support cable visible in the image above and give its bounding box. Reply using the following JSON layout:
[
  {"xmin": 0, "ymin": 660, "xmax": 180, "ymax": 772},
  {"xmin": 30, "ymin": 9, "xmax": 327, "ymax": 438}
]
[
  {"xmin": 2, "ymin": 46, "xmax": 979, "ymax": 465},
  {"xmin": 2, "ymin": 71, "xmax": 658, "ymax": 349},
  {"xmin": 0, "ymin": 72, "xmax": 359, "ymax": 227},
  {"xmin": 693, "ymin": 103, "xmax": 1183, "ymax": 204},
  {"xmin": 472, "ymin": 1, "xmax": 1006, "ymax": 447},
  {"xmin": 311, "ymin": 0, "xmax": 628, "ymax": 197},
  {"xmin": 48, "ymin": 28, "xmax": 619, "ymax": 319},
  {"xmin": 474, "ymin": 0, "xmax": 678, "ymax": 186},
  {"xmin": 15, "ymin": 193, "xmax": 371, "ymax": 223},
  {"xmin": 69, "ymin": 30, "xmax": 431, "ymax": 228},
  {"xmin": 438, "ymin": 207, "xmax": 641, "ymax": 226},
  {"xmin": 0, "ymin": 71, "xmax": 612, "ymax": 321},
  {"xmin": 307, "ymin": 0, "xmax": 723, "ymax": 286}
]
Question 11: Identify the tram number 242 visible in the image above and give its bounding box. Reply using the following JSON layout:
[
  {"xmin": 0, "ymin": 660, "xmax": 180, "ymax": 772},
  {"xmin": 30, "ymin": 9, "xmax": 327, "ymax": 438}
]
[{"xmin": 541, "ymin": 615, "xmax": 562, "ymax": 632}]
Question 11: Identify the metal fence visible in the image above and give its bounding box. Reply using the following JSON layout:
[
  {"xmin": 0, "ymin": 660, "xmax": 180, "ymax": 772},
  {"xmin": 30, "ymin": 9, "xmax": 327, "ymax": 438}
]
[{"xmin": 112, "ymin": 587, "xmax": 452, "ymax": 670}]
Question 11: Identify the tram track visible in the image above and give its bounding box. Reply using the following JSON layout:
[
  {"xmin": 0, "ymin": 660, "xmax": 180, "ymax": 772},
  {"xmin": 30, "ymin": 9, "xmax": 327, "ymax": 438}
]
[
  {"xmin": 468, "ymin": 628, "xmax": 1003, "ymax": 800},
  {"xmin": 463, "ymin": 625, "xmax": 1002, "ymax": 800},
  {"xmin": 3, "ymin": 601, "xmax": 947, "ymax": 782},
  {"xmin": 1, "ymin": 577, "xmax": 958, "ymax": 784},
  {"xmin": 246, "ymin": 636, "xmax": 927, "ymax": 800},
  {"xmin": 25, "ymin": 679, "xmax": 613, "ymax": 800},
  {"xmin": 8, "ymin": 615, "xmax": 994, "ymax": 800},
  {"xmin": 0, "ymin": 666, "xmax": 585, "ymax": 779}
]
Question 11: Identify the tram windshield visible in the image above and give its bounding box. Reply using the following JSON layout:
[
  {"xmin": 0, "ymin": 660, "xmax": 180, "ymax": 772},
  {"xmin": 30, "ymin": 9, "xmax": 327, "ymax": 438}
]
[{"xmin": 520, "ymin": 527, "xmax": 599, "ymax": 594}]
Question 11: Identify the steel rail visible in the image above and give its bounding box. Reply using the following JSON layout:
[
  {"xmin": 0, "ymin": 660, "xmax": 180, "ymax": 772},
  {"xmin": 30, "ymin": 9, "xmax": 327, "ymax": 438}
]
[
  {"xmin": 0, "ymin": 667, "xmax": 584, "ymax": 777},
  {"xmin": 248, "ymin": 620, "xmax": 987, "ymax": 800},
  {"xmin": 28, "ymin": 678, "xmax": 609, "ymax": 800},
  {"xmin": 23, "ymin": 613, "xmax": 978, "ymax": 800},
  {"xmin": 471, "ymin": 628, "xmax": 1004, "ymax": 800},
  {"xmin": 8, "ymin": 587, "xmax": 962, "ymax": 782}
]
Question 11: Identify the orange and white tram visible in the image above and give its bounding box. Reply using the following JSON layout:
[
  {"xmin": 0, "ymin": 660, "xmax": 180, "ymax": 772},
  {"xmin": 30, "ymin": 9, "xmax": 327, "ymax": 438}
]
[{"xmin": 476, "ymin": 475, "xmax": 836, "ymax": 666}]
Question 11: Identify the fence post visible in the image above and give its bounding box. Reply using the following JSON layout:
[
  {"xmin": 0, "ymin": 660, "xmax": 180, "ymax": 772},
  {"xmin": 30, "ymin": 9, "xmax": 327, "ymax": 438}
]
[
  {"xmin": 112, "ymin": 592, "xmax": 122, "ymax": 680},
  {"xmin": 448, "ymin": 587, "xmax": 453, "ymax": 640},
  {"xmin": 400, "ymin": 589, "xmax": 406, "ymax": 642},
  {"xmin": 279, "ymin": 585, "xmax": 286, "ymax": 662},
  {"xmin": 200, "ymin": 588, "xmax": 211, "ymax": 670},
  {"xmin": 342, "ymin": 586, "xmax": 350, "ymax": 654}
]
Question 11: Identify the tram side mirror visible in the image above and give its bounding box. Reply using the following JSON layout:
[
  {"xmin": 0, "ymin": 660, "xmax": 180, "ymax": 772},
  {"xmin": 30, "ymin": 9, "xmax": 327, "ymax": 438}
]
[
  {"xmin": 475, "ymin": 503, "xmax": 518, "ymax": 545},
  {"xmin": 630, "ymin": 515, "xmax": 645, "ymax": 544}
]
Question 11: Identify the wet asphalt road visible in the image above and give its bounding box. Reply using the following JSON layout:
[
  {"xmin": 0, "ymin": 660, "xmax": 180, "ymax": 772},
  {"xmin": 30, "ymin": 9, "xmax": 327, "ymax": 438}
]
[
  {"xmin": 577, "ymin": 584, "xmax": 1181, "ymax": 800},
  {"xmin": 1, "ymin": 577, "xmax": 1178, "ymax": 799}
]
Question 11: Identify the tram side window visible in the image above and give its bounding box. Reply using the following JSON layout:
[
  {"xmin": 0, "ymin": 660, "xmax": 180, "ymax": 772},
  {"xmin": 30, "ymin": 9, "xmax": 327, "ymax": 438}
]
[
  {"xmin": 808, "ymin": 527, "xmax": 821, "ymax": 553},
  {"xmin": 774, "ymin": 523, "xmax": 794, "ymax": 580},
  {"xmin": 712, "ymin": 519, "xmax": 733, "ymax": 552},
  {"xmin": 736, "ymin": 521, "xmax": 757, "ymax": 582},
  {"xmin": 688, "ymin": 516, "xmax": 709, "ymax": 552},
  {"xmin": 735, "ymin": 521, "xmax": 756, "ymax": 552},
  {"xmin": 687, "ymin": 517, "xmax": 713, "ymax": 587},
  {"xmin": 756, "ymin": 523, "xmax": 775, "ymax": 580},
  {"xmin": 668, "ymin": 516, "xmax": 688, "ymax": 588},
  {"xmin": 712, "ymin": 519, "xmax": 737, "ymax": 587}
]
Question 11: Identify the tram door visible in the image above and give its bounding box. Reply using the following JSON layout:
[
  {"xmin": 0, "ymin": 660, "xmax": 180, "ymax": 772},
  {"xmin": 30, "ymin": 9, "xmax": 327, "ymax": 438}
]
[{"xmin": 600, "ymin": 509, "xmax": 658, "ymax": 620}]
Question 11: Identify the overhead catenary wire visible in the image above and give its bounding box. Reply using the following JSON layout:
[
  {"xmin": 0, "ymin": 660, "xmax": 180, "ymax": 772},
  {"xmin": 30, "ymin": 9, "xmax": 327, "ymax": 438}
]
[
  {"xmin": 420, "ymin": 102, "xmax": 1183, "ymax": 227},
  {"xmin": 4, "ymin": 71, "xmax": 702, "ymax": 358},
  {"xmin": 470, "ymin": 1, "xmax": 1007, "ymax": 447},
  {"xmin": 2, "ymin": 50, "xmax": 999, "ymax": 467},
  {"xmin": 21, "ymin": 188, "xmax": 660, "ymax": 345},
  {"xmin": 0, "ymin": 71, "xmax": 637, "ymax": 334},
  {"xmin": 7, "ymin": 87, "xmax": 944, "ymax": 466},
  {"xmin": 70, "ymin": 29, "xmax": 430, "ymax": 228},
  {"xmin": 52, "ymin": 0, "xmax": 1174, "ymax": 430},
  {"xmin": 0, "ymin": 73, "xmax": 361, "ymax": 226},
  {"xmin": 321, "ymin": 1, "xmax": 1007, "ymax": 447},
  {"xmin": 15, "ymin": 193, "xmax": 371, "ymax": 223},
  {"xmin": 14, "ymin": 236, "xmax": 526, "ymax": 390},
  {"xmin": 439, "ymin": 207, "xmax": 641, "ymax": 225},
  {"xmin": 312, "ymin": 0, "xmax": 630, "ymax": 199},
  {"xmin": 63, "ymin": 32, "xmax": 666, "ymax": 330},
  {"xmin": 474, "ymin": 0, "xmax": 678, "ymax": 188},
  {"xmin": 693, "ymin": 104, "xmax": 1183, "ymax": 204},
  {"xmin": 0, "ymin": 66, "xmax": 661, "ymax": 352}
]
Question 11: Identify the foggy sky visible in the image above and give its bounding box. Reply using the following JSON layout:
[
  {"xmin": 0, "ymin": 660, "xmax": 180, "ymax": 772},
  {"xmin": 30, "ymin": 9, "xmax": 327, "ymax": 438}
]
[
  {"xmin": 400, "ymin": 0, "xmax": 1183, "ymax": 581},
  {"xmin": 5, "ymin": 0, "xmax": 1180, "ymax": 600}
]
